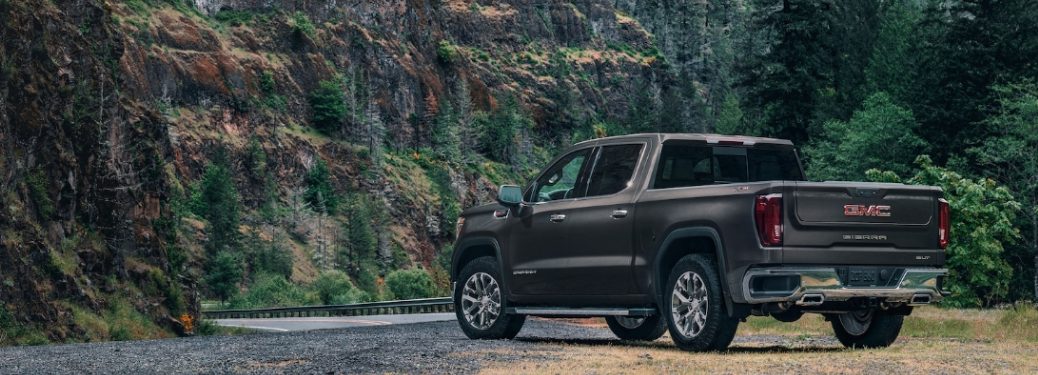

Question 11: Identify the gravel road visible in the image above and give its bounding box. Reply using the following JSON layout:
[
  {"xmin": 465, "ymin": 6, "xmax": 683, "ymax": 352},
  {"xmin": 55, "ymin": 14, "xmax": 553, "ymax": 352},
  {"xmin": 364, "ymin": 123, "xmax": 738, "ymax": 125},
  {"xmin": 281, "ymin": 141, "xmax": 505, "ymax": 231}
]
[
  {"xmin": 0, "ymin": 318, "xmax": 638, "ymax": 374},
  {"xmin": 0, "ymin": 315, "xmax": 852, "ymax": 375}
]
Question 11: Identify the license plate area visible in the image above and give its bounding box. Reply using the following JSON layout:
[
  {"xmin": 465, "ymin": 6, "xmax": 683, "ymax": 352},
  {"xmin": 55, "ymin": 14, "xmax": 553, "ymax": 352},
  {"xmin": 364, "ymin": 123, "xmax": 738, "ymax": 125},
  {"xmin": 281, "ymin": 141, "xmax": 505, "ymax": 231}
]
[{"xmin": 836, "ymin": 267, "xmax": 903, "ymax": 287}]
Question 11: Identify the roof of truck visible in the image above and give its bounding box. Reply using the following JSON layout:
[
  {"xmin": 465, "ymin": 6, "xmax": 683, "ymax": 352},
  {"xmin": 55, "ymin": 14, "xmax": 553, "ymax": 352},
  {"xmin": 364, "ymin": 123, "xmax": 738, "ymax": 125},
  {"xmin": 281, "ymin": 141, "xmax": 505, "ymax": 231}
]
[{"xmin": 574, "ymin": 133, "xmax": 794, "ymax": 147}]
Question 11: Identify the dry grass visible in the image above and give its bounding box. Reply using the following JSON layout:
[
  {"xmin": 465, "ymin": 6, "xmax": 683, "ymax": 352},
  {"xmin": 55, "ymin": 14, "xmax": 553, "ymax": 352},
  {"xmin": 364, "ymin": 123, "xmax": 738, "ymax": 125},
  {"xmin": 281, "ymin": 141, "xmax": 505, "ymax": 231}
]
[{"xmin": 476, "ymin": 306, "xmax": 1038, "ymax": 374}]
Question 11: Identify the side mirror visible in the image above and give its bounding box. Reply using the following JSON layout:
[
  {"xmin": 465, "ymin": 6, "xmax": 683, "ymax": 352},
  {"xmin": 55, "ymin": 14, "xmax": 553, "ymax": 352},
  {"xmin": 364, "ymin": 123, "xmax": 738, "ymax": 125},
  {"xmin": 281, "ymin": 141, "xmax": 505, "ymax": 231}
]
[{"xmin": 496, "ymin": 185, "xmax": 523, "ymax": 206}]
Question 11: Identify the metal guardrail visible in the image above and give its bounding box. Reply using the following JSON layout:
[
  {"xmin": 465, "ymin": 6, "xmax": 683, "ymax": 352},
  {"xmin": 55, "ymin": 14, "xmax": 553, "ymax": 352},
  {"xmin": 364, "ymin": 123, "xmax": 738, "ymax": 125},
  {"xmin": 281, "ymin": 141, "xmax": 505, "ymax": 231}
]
[{"xmin": 201, "ymin": 297, "xmax": 454, "ymax": 319}]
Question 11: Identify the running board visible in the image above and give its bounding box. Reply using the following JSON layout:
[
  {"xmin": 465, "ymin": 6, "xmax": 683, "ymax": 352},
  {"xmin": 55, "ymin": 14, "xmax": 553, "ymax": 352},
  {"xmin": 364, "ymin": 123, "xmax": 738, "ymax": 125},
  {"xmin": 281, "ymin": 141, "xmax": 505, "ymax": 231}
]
[{"xmin": 506, "ymin": 307, "xmax": 656, "ymax": 317}]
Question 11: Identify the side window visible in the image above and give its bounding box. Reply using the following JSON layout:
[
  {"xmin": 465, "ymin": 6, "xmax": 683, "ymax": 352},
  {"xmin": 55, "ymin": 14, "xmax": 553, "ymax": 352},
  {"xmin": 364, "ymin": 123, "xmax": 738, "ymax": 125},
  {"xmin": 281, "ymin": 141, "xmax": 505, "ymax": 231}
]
[
  {"xmin": 585, "ymin": 144, "xmax": 644, "ymax": 197},
  {"xmin": 654, "ymin": 144, "xmax": 713, "ymax": 188},
  {"xmin": 529, "ymin": 149, "xmax": 591, "ymax": 203}
]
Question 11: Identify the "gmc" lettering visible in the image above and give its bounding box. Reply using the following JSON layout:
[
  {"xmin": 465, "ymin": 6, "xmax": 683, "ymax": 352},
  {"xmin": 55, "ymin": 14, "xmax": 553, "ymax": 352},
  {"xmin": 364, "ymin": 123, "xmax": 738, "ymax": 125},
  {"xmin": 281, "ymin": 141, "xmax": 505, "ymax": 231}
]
[{"xmin": 844, "ymin": 204, "xmax": 891, "ymax": 217}]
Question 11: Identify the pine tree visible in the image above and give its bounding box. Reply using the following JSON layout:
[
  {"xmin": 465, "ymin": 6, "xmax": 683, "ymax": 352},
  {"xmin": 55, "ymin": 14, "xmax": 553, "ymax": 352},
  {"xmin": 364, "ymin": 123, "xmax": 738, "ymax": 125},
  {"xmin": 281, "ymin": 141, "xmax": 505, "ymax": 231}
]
[
  {"xmin": 197, "ymin": 148, "xmax": 241, "ymax": 256},
  {"xmin": 431, "ymin": 98, "xmax": 461, "ymax": 163},
  {"xmin": 304, "ymin": 158, "xmax": 338, "ymax": 214},
  {"xmin": 309, "ymin": 80, "xmax": 348, "ymax": 135},
  {"xmin": 206, "ymin": 251, "xmax": 243, "ymax": 304}
]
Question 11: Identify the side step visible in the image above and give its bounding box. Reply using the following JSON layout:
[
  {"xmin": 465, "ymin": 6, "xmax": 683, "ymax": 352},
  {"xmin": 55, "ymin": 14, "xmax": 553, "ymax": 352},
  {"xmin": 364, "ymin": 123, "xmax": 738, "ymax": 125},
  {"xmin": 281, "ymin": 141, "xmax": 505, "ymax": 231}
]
[{"xmin": 506, "ymin": 307, "xmax": 656, "ymax": 317}]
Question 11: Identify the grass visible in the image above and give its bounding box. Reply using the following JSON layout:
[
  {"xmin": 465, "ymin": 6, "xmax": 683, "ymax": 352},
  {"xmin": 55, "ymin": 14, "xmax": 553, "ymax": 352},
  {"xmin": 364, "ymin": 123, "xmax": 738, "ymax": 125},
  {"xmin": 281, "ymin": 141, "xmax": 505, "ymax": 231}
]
[{"xmin": 474, "ymin": 306, "xmax": 1038, "ymax": 374}]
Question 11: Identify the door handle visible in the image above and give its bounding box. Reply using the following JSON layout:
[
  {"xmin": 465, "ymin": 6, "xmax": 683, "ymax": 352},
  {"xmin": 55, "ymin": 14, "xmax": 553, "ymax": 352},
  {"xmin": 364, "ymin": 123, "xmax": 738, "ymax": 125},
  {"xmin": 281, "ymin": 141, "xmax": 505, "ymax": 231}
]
[
  {"xmin": 611, "ymin": 209, "xmax": 628, "ymax": 219},
  {"xmin": 549, "ymin": 214, "xmax": 566, "ymax": 223}
]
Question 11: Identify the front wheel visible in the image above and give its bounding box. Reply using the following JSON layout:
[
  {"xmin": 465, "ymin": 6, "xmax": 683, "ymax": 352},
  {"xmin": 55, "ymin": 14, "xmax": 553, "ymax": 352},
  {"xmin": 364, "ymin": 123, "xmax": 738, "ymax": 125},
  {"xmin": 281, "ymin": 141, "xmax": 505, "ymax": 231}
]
[
  {"xmin": 830, "ymin": 309, "xmax": 903, "ymax": 348},
  {"xmin": 663, "ymin": 254, "xmax": 739, "ymax": 351},
  {"xmin": 454, "ymin": 257, "xmax": 525, "ymax": 339},
  {"xmin": 605, "ymin": 315, "xmax": 667, "ymax": 341}
]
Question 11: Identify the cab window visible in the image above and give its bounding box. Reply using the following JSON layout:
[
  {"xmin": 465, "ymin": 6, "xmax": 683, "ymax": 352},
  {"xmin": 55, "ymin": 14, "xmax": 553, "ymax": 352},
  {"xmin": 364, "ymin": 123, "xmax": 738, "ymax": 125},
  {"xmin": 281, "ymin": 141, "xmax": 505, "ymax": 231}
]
[
  {"xmin": 528, "ymin": 148, "xmax": 591, "ymax": 203},
  {"xmin": 585, "ymin": 144, "xmax": 644, "ymax": 197}
]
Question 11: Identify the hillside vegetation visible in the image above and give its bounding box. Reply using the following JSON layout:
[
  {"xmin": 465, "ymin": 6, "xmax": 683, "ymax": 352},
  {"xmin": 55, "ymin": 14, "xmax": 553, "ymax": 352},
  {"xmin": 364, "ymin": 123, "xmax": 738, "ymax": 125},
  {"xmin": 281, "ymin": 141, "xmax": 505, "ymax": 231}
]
[{"xmin": 1, "ymin": 0, "xmax": 1036, "ymax": 344}]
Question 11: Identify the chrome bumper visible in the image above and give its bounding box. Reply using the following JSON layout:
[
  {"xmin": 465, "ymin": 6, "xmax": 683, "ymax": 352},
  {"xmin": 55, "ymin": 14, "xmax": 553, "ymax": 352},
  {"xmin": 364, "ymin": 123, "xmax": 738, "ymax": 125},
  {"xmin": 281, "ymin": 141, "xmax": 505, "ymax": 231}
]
[{"xmin": 742, "ymin": 267, "xmax": 947, "ymax": 306}]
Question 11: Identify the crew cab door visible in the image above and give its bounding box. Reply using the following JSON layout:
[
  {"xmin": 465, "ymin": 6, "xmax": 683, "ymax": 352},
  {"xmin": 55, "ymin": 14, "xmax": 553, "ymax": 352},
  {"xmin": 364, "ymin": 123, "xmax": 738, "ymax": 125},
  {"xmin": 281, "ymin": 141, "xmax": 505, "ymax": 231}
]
[
  {"xmin": 560, "ymin": 142, "xmax": 647, "ymax": 295},
  {"xmin": 508, "ymin": 147, "xmax": 594, "ymax": 295}
]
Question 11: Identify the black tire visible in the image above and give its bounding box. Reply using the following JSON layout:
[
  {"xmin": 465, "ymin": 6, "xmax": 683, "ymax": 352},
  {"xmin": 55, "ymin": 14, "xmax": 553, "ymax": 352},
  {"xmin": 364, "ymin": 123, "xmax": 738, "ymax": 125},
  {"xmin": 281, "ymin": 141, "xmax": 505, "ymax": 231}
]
[
  {"xmin": 663, "ymin": 254, "xmax": 739, "ymax": 352},
  {"xmin": 605, "ymin": 315, "xmax": 667, "ymax": 341},
  {"xmin": 830, "ymin": 310, "xmax": 903, "ymax": 348},
  {"xmin": 453, "ymin": 256, "xmax": 526, "ymax": 339}
]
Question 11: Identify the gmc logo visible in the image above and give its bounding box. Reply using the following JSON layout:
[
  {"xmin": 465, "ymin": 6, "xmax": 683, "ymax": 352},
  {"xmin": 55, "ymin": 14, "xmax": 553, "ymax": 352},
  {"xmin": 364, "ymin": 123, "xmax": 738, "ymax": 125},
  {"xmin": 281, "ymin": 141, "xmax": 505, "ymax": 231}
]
[{"xmin": 844, "ymin": 204, "xmax": 891, "ymax": 217}]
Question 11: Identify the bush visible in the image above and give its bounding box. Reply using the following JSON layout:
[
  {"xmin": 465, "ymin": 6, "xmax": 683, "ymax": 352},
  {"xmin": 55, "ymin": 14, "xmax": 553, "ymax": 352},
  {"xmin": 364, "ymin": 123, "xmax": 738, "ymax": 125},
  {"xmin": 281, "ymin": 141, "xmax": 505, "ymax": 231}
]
[
  {"xmin": 867, "ymin": 156, "xmax": 1020, "ymax": 307},
  {"xmin": 385, "ymin": 268, "xmax": 438, "ymax": 300},
  {"xmin": 308, "ymin": 80, "xmax": 347, "ymax": 134},
  {"xmin": 229, "ymin": 273, "xmax": 316, "ymax": 309},
  {"xmin": 311, "ymin": 270, "xmax": 369, "ymax": 305},
  {"xmin": 436, "ymin": 40, "xmax": 460, "ymax": 64},
  {"xmin": 290, "ymin": 11, "xmax": 315, "ymax": 39}
]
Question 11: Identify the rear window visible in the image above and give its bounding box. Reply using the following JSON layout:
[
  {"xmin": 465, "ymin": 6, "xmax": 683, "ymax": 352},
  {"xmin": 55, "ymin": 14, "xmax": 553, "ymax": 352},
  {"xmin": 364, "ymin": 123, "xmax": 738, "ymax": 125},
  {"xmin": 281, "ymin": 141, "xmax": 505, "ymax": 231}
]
[{"xmin": 652, "ymin": 142, "xmax": 804, "ymax": 189}]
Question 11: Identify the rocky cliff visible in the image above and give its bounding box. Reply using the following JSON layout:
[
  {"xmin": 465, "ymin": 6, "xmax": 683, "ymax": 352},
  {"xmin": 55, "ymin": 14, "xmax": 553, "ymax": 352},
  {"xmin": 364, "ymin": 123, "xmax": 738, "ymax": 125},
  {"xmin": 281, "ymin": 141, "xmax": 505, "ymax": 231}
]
[{"xmin": 0, "ymin": 0, "xmax": 739, "ymax": 343}]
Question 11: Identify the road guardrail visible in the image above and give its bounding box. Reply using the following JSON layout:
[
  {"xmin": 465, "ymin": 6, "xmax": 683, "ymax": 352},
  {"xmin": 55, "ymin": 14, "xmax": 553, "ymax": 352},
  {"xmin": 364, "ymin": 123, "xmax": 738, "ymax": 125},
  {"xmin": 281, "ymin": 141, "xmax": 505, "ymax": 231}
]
[{"xmin": 202, "ymin": 297, "xmax": 454, "ymax": 319}]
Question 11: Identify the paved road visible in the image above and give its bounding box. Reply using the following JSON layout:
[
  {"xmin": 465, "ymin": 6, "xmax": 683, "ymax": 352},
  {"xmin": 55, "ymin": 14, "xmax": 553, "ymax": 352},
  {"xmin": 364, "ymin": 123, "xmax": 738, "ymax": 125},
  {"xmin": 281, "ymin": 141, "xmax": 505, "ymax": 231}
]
[{"xmin": 214, "ymin": 313, "xmax": 456, "ymax": 332}]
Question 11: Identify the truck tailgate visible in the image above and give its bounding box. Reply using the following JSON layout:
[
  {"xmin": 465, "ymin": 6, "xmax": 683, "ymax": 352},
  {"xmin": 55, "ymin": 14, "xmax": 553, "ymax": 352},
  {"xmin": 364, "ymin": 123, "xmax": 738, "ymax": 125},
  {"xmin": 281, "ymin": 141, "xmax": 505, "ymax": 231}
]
[{"xmin": 784, "ymin": 181, "xmax": 942, "ymax": 249}]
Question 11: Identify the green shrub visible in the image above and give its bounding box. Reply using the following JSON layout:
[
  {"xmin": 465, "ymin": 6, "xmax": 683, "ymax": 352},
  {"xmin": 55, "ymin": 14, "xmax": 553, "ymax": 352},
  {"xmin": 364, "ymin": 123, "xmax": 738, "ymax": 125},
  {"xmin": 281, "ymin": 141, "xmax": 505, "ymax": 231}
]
[
  {"xmin": 311, "ymin": 270, "xmax": 369, "ymax": 305},
  {"xmin": 290, "ymin": 11, "xmax": 315, "ymax": 39},
  {"xmin": 102, "ymin": 298, "xmax": 163, "ymax": 342},
  {"xmin": 229, "ymin": 273, "xmax": 315, "ymax": 308},
  {"xmin": 385, "ymin": 268, "xmax": 437, "ymax": 300},
  {"xmin": 436, "ymin": 40, "xmax": 460, "ymax": 64},
  {"xmin": 867, "ymin": 156, "xmax": 1020, "ymax": 307}
]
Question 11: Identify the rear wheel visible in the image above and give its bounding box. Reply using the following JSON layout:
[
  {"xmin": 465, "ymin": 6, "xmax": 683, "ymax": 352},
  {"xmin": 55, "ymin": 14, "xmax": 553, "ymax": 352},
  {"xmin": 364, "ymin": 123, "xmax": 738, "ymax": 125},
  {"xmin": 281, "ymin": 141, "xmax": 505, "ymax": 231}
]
[
  {"xmin": 454, "ymin": 257, "xmax": 525, "ymax": 339},
  {"xmin": 663, "ymin": 254, "xmax": 739, "ymax": 351},
  {"xmin": 605, "ymin": 315, "xmax": 667, "ymax": 341},
  {"xmin": 830, "ymin": 309, "xmax": 903, "ymax": 348}
]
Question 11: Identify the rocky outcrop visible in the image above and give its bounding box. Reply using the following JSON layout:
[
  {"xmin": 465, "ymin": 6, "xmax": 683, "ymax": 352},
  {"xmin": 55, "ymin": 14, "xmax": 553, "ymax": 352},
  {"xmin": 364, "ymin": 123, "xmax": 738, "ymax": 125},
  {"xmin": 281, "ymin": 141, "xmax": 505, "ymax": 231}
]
[{"xmin": 1, "ymin": 0, "xmax": 706, "ymax": 342}]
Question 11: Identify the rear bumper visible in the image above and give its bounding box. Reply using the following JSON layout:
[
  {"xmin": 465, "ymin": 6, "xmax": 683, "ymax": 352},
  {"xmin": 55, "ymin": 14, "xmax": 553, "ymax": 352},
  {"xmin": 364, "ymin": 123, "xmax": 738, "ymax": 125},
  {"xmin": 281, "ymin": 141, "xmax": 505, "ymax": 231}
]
[{"xmin": 741, "ymin": 266, "xmax": 948, "ymax": 305}]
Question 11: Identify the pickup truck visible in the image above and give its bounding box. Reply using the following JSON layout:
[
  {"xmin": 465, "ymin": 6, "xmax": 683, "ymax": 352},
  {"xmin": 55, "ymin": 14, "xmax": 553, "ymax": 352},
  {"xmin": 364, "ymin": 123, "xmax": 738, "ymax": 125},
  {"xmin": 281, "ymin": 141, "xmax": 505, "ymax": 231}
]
[{"xmin": 451, "ymin": 133, "xmax": 949, "ymax": 351}]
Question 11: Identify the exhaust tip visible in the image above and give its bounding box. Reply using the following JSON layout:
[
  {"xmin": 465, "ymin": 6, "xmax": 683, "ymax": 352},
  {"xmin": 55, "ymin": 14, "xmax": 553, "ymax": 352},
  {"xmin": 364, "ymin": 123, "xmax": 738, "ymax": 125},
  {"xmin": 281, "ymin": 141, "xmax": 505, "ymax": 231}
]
[
  {"xmin": 797, "ymin": 294, "xmax": 825, "ymax": 306},
  {"xmin": 911, "ymin": 294, "xmax": 932, "ymax": 305}
]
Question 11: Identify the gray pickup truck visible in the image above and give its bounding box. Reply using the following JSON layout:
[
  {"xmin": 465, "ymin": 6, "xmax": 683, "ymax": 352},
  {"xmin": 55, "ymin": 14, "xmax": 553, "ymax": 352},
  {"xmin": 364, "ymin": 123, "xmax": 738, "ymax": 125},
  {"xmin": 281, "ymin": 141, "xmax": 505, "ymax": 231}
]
[{"xmin": 451, "ymin": 133, "xmax": 949, "ymax": 351}]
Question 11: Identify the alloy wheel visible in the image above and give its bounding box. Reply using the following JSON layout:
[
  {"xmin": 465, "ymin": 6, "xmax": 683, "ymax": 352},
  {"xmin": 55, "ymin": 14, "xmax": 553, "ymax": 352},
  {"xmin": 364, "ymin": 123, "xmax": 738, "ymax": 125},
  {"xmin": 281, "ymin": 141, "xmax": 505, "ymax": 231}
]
[
  {"xmin": 671, "ymin": 271, "xmax": 709, "ymax": 338},
  {"xmin": 461, "ymin": 272, "xmax": 502, "ymax": 330}
]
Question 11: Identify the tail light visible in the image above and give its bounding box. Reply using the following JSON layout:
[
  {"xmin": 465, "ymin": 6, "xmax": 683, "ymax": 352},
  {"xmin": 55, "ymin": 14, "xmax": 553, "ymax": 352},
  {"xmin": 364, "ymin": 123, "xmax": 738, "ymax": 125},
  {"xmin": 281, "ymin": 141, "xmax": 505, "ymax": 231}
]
[
  {"xmin": 755, "ymin": 194, "xmax": 783, "ymax": 247},
  {"xmin": 938, "ymin": 198, "xmax": 950, "ymax": 249}
]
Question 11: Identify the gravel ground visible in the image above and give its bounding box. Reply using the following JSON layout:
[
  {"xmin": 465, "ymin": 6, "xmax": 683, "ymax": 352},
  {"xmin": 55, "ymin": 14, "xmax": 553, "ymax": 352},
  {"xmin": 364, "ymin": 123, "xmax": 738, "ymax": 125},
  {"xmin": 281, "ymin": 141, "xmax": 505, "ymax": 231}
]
[{"xmin": 0, "ymin": 319, "xmax": 622, "ymax": 374}]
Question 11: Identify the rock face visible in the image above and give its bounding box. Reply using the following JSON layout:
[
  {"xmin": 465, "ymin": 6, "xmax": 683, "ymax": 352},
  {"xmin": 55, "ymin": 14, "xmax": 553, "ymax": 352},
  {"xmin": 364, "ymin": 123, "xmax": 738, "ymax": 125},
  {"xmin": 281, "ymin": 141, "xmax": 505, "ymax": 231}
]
[{"xmin": 0, "ymin": 0, "xmax": 729, "ymax": 342}]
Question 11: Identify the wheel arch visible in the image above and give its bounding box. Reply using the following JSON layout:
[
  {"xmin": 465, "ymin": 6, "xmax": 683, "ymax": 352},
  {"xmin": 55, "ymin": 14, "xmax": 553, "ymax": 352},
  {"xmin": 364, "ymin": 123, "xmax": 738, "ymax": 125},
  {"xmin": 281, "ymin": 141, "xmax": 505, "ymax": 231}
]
[
  {"xmin": 451, "ymin": 236, "xmax": 503, "ymax": 281},
  {"xmin": 653, "ymin": 226, "xmax": 735, "ymax": 316}
]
